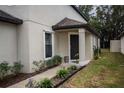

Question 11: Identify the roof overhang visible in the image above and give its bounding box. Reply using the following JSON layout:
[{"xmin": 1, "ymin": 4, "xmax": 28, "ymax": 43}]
[
  {"xmin": 0, "ymin": 10, "xmax": 23, "ymax": 25},
  {"xmin": 52, "ymin": 17, "xmax": 100, "ymax": 38}
]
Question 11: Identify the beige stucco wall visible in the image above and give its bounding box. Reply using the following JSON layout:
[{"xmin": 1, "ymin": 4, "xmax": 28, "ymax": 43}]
[
  {"xmin": 85, "ymin": 32, "xmax": 94, "ymax": 60},
  {"xmin": 17, "ymin": 22, "xmax": 31, "ymax": 73},
  {"xmin": 54, "ymin": 31, "xmax": 69, "ymax": 57},
  {"xmin": 110, "ymin": 40, "xmax": 121, "ymax": 52},
  {"xmin": 121, "ymin": 36, "xmax": 124, "ymax": 54},
  {"xmin": 28, "ymin": 5, "xmax": 87, "ymax": 26},
  {"xmin": 0, "ymin": 22, "xmax": 17, "ymax": 64}
]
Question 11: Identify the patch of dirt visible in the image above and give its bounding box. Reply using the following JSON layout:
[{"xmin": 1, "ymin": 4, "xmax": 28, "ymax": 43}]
[{"xmin": 0, "ymin": 65, "xmax": 59, "ymax": 88}]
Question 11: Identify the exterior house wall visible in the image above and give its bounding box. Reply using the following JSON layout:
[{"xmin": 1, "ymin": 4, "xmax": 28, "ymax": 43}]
[
  {"xmin": 0, "ymin": 5, "xmax": 87, "ymax": 73},
  {"xmin": 25, "ymin": 6, "xmax": 87, "ymax": 72},
  {"xmin": 54, "ymin": 30, "xmax": 78, "ymax": 61},
  {"xmin": 0, "ymin": 22, "xmax": 17, "ymax": 64},
  {"xmin": 110, "ymin": 40, "xmax": 121, "ymax": 52},
  {"xmin": 54, "ymin": 31, "xmax": 69, "ymax": 57},
  {"xmin": 17, "ymin": 22, "xmax": 31, "ymax": 73},
  {"xmin": 0, "ymin": 5, "xmax": 97, "ymax": 73},
  {"xmin": 28, "ymin": 5, "xmax": 87, "ymax": 26},
  {"xmin": 121, "ymin": 36, "xmax": 124, "ymax": 54},
  {"xmin": 85, "ymin": 32, "xmax": 94, "ymax": 60}
]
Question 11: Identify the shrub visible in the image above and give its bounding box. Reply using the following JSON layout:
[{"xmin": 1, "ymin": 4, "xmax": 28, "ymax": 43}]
[
  {"xmin": 52, "ymin": 55, "xmax": 62, "ymax": 65},
  {"xmin": 45, "ymin": 59, "xmax": 54, "ymax": 68},
  {"xmin": 45, "ymin": 55, "xmax": 62, "ymax": 68},
  {"xmin": 57, "ymin": 69, "xmax": 68, "ymax": 79},
  {"xmin": 38, "ymin": 78, "xmax": 53, "ymax": 88},
  {"xmin": 0, "ymin": 61, "xmax": 11, "ymax": 80},
  {"xmin": 67, "ymin": 65, "xmax": 77, "ymax": 72},
  {"xmin": 33, "ymin": 60, "xmax": 45, "ymax": 72},
  {"xmin": 11, "ymin": 62, "xmax": 23, "ymax": 75}
]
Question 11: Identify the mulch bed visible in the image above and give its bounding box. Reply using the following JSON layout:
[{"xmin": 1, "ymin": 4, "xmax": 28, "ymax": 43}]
[
  {"xmin": 0, "ymin": 65, "xmax": 59, "ymax": 88},
  {"xmin": 52, "ymin": 66, "xmax": 86, "ymax": 88}
]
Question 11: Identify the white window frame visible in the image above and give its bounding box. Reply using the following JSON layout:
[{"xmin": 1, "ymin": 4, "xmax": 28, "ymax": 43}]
[{"xmin": 43, "ymin": 30, "xmax": 54, "ymax": 60}]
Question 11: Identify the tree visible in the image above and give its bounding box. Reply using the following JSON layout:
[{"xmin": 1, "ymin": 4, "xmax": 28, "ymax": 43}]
[
  {"xmin": 79, "ymin": 5, "xmax": 94, "ymax": 20},
  {"xmin": 79, "ymin": 5, "xmax": 124, "ymax": 48}
]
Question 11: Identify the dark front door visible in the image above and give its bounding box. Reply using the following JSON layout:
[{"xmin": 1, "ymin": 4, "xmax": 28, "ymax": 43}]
[{"xmin": 70, "ymin": 34, "xmax": 79, "ymax": 60}]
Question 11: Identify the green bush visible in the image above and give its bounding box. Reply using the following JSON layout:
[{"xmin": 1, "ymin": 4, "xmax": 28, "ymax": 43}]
[
  {"xmin": 11, "ymin": 62, "xmax": 23, "ymax": 75},
  {"xmin": 45, "ymin": 59, "xmax": 54, "ymax": 68},
  {"xmin": 45, "ymin": 55, "xmax": 62, "ymax": 68},
  {"xmin": 57, "ymin": 69, "xmax": 68, "ymax": 79},
  {"xmin": 0, "ymin": 62, "xmax": 11, "ymax": 80},
  {"xmin": 52, "ymin": 55, "xmax": 62, "ymax": 65},
  {"xmin": 33, "ymin": 60, "xmax": 45, "ymax": 71},
  {"xmin": 67, "ymin": 65, "xmax": 77, "ymax": 72},
  {"xmin": 38, "ymin": 78, "xmax": 53, "ymax": 88}
]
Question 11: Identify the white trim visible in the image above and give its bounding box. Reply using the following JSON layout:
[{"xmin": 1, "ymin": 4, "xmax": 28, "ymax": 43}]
[
  {"xmin": 43, "ymin": 30, "xmax": 54, "ymax": 60},
  {"xmin": 68, "ymin": 32, "xmax": 79, "ymax": 63}
]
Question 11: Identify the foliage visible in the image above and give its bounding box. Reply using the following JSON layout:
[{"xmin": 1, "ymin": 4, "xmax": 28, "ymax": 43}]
[
  {"xmin": 67, "ymin": 65, "xmax": 77, "ymax": 72},
  {"xmin": 62, "ymin": 50, "xmax": 124, "ymax": 87},
  {"xmin": 33, "ymin": 60, "xmax": 45, "ymax": 72},
  {"xmin": 25, "ymin": 79, "xmax": 39, "ymax": 88},
  {"xmin": 52, "ymin": 55, "xmax": 62, "ymax": 65},
  {"xmin": 57, "ymin": 69, "xmax": 68, "ymax": 79},
  {"xmin": 45, "ymin": 59, "xmax": 54, "ymax": 68},
  {"xmin": 11, "ymin": 62, "xmax": 23, "ymax": 75},
  {"xmin": 45, "ymin": 55, "xmax": 62, "ymax": 68},
  {"xmin": 38, "ymin": 78, "xmax": 53, "ymax": 88},
  {"xmin": 79, "ymin": 5, "xmax": 94, "ymax": 20},
  {"xmin": 0, "ymin": 62, "xmax": 11, "ymax": 80},
  {"xmin": 79, "ymin": 5, "xmax": 124, "ymax": 48}
]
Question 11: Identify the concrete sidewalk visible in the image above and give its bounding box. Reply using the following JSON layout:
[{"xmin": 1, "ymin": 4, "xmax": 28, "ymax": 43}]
[{"xmin": 8, "ymin": 63, "xmax": 71, "ymax": 88}]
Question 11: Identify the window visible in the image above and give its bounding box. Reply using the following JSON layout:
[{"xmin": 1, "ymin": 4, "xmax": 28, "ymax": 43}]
[{"xmin": 45, "ymin": 33, "xmax": 52, "ymax": 58}]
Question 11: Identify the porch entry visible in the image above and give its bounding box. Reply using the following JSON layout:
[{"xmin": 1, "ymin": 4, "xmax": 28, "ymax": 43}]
[{"xmin": 69, "ymin": 34, "xmax": 79, "ymax": 61}]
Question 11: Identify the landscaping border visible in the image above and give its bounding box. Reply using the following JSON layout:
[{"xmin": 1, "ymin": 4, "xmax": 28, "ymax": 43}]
[
  {"xmin": 53, "ymin": 66, "xmax": 86, "ymax": 88},
  {"xmin": 0, "ymin": 64, "xmax": 59, "ymax": 88}
]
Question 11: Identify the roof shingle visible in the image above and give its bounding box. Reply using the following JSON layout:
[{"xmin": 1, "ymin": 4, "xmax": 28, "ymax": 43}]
[
  {"xmin": 52, "ymin": 17, "xmax": 100, "ymax": 37},
  {"xmin": 0, "ymin": 10, "xmax": 23, "ymax": 24}
]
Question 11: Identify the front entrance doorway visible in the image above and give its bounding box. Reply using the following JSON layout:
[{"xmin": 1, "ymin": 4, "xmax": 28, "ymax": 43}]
[{"xmin": 69, "ymin": 34, "xmax": 79, "ymax": 62}]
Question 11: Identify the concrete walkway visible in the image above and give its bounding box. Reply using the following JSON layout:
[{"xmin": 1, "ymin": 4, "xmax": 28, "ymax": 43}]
[{"xmin": 8, "ymin": 63, "xmax": 71, "ymax": 88}]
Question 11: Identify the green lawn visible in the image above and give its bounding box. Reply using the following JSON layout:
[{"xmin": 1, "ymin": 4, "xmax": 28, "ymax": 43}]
[{"xmin": 61, "ymin": 49, "xmax": 124, "ymax": 88}]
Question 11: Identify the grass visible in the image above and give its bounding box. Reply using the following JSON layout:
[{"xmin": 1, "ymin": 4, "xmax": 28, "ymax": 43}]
[{"xmin": 61, "ymin": 49, "xmax": 124, "ymax": 88}]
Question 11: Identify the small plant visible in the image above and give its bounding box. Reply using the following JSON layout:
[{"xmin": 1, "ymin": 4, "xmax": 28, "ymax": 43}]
[
  {"xmin": 25, "ymin": 79, "xmax": 38, "ymax": 88},
  {"xmin": 38, "ymin": 78, "xmax": 53, "ymax": 88},
  {"xmin": 57, "ymin": 69, "xmax": 68, "ymax": 79},
  {"xmin": 45, "ymin": 59, "xmax": 54, "ymax": 68},
  {"xmin": 44, "ymin": 55, "xmax": 62, "ymax": 68},
  {"xmin": 0, "ymin": 61, "xmax": 11, "ymax": 80},
  {"xmin": 52, "ymin": 55, "xmax": 62, "ymax": 65},
  {"xmin": 67, "ymin": 65, "xmax": 77, "ymax": 72},
  {"xmin": 11, "ymin": 62, "xmax": 23, "ymax": 75},
  {"xmin": 33, "ymin": 60, "xmax": 45, "ymax": 72}
]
